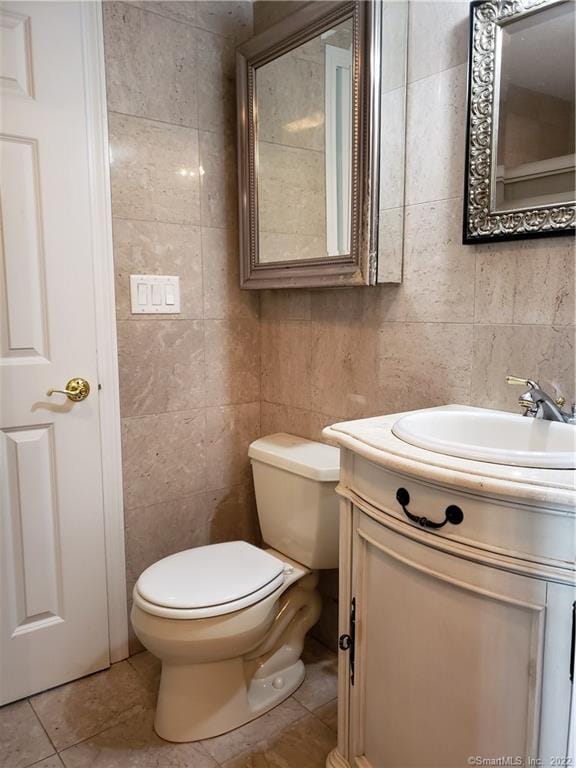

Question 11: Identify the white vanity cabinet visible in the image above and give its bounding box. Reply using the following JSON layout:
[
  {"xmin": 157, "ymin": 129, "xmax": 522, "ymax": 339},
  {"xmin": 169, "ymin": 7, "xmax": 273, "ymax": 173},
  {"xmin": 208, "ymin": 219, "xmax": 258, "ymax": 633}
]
[{"xmin": 324, "ymin": 410, "xmax": 576, "ymax": 768}]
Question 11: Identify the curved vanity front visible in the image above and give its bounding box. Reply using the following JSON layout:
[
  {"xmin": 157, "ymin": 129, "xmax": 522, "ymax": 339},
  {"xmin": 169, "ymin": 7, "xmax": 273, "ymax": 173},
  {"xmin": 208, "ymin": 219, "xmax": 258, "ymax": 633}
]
[{"xmin": 324, "ymin": 406, "xmax": 576, "ymax": 768}]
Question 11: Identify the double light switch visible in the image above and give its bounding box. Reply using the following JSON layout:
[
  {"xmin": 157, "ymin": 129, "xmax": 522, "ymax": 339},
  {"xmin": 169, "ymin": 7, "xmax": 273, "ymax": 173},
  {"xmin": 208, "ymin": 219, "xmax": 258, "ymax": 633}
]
[{"xmin": 130, "ymin": 275, "xmax": 180, "ymax": 314}]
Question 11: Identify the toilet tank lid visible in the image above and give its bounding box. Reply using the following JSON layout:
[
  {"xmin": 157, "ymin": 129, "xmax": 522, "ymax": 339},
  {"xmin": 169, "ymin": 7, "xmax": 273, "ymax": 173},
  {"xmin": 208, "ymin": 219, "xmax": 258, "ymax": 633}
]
[{"xmin": 249, "ymin": 433, "xmax": 340, "ymax": 482}]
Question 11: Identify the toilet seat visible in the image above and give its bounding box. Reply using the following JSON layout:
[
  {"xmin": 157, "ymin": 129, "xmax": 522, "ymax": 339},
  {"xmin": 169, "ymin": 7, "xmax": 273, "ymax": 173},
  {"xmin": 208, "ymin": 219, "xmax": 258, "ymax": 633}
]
[{"xmin": 134, "ymin": 541, "xmax": 289, "ymax": 620}]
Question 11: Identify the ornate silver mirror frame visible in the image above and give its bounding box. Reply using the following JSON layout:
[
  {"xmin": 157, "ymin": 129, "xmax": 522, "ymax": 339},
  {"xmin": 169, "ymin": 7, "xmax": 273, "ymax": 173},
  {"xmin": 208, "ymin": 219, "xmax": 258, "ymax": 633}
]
[
  {"xmin": 463, "ymin": 0, "xmax": 576, "ymax": 244},
  {"xmin": 236, "ymin": 0, "xmax": 381, "ymax": 288}
]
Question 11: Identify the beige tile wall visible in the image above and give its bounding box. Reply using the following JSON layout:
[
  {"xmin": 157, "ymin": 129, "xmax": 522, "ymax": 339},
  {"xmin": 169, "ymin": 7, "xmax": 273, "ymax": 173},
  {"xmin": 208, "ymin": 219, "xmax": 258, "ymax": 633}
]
[
  {"xmin": 257, "ymin": 0, "xmax": 575, "ymax": 434},
  {"xmin": 102, "ymin": 0, "xmax": 260, "ymax": 651},
  {"xmin": 103, "ymin": 0, "xmax": 574, "ymax": 655},
  {"xmin": 255, "ymin": 0, "xmax": 575, "ymax": 648}
]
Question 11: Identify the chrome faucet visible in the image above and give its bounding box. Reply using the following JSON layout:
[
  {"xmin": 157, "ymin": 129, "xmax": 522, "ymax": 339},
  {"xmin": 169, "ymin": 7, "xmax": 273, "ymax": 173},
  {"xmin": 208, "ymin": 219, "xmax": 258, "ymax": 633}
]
[{"xmin": 506, "ymin": 376, "xmax": 576, "ymax": 424}]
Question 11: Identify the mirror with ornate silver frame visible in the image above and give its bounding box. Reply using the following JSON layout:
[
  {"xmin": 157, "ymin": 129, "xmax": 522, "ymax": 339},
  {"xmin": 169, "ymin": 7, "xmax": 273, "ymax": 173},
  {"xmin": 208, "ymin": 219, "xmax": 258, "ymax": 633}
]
[
  {"xmin": 463, "ymin": 0, "xmax": 576, "ymax": 244},
  {"xmin": 236, "ymin": 1, "xmax": 382, "ymax": 289}
]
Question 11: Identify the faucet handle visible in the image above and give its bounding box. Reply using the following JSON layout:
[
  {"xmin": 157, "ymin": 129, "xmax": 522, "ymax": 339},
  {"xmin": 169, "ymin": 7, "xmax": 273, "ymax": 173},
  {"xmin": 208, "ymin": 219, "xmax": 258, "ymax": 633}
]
[{"xmin": 506, "ymin": 375, "xmax": 539, "ymax": 389}]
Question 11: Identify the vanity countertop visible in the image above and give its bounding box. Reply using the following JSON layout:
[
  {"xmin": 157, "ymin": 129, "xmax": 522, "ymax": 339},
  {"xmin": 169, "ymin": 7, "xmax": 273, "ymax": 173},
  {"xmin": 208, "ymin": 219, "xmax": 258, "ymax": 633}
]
[{"xmin": 323, "ymin": 405, "xmax": 576, "ymax": 510}]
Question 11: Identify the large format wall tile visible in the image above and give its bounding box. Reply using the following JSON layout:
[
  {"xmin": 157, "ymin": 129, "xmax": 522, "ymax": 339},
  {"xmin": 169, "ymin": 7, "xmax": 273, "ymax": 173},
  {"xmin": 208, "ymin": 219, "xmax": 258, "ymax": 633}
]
[
  {"xmin": 103, "ymin": 3, "xmax": 197, "ymax": 127},
  {"xmin": 124, "ymin": 492, "xmax": 212, "ymax": 595},
  {"xmin": 371, "ymin": 197, "xmax": 476, "ymax": 323},
  {"xmin": 122, "ymin": 410, "xmax": 206, "ymax": 509},
  {"xmin": 405, "ymin": 63, "xmax": 467, "ymax": 206},
  {"xmin": 377, "ymin": 322, "xmax": 474, "ymax": 413},
  {"xmin": 104, "ymin": 0, "xmax": 261, "ymax": 637},
  {"xmin": 261, "ymin": 321, "xmax": 313, "ymax": 409},
  {"xmin": 260, "ymin": 290, "xmax": 312, "ymax": 322},
  {"xmin": 206, "ymin": 484, "xmax": 261, "ymax": 545},
  {"xmin": 196, "ymin": 1, "xmax": 252, "ymax": 43},
  {"xmin": 202, "ymin": 227, "xmax": 259, "ymax": 319},
  {"xmin": 197, "ymin": 29, "xmax": 235, "ymax": 133},
  {"xmin": 112, "ymin": 218, "xmax": 203, "ymax": 321},
  {"xmin": 471, "ymin": 325, "xmax": 575, "ymax": 412},
  {"xmin": 310, "ymin": 321, "xmax": 380, "ymax": 419},
  {"xmin": 127, "ymin": 0, "xmax": 252, "ymax": 42},
  {"xmin": 109, "ymin": 113, "xmax": 200, "ymax": 224},
  {"xmin": 381, "ymin": 0, "xmax": 409, "ymax": 93},
  {"xmin": 204, "ymin": 318, "xmax": 261, "ymax": 405},
  {"xmin": 117, "ymin": 320, "xmax": 205, "ymax": 416},
  {"xmin": 126, "ymin": 1, "xmax": 198, "ymax": 26},
  {"xmin": 261, "ymin": 401, "xmax": 315, "ymax": 440},
  {"xmin": 408, "ymin": 1, "xmax": 469, "ymax": 83},
  {"xmin": 475, "ymin": 236, "xmax": 575, "ymax": 325},
  {"xmin": 199, "ymin": 130, "xmax": 238, "ymax": 229},
  {"xmin": 206, "ymin": 403, "xmax": 260, "ymax": 490}
]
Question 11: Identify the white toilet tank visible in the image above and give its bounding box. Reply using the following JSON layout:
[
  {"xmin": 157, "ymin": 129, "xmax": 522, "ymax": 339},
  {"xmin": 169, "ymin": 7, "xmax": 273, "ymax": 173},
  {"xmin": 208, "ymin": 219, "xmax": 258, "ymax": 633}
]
[{"xmin": 248, "ymin": 433, "xmax": 340, "ymax": 569}]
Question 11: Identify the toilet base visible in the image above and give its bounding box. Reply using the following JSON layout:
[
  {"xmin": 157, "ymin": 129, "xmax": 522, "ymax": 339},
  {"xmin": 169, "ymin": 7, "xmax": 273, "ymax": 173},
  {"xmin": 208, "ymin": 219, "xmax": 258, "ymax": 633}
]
[
  {"xmin": 133, "ymin": 558, "xmax": 322, "ymax": 743},
  {"xmin": 154, "ymin": 657, "xmax": 305, "ymax": 743}
]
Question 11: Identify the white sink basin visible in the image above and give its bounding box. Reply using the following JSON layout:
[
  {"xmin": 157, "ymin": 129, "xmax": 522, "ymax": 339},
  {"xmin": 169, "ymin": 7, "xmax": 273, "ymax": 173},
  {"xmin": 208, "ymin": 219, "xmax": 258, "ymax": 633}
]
[{"xmin": 392, "ymin": 409, "xmax": 576, "ymax": 469}]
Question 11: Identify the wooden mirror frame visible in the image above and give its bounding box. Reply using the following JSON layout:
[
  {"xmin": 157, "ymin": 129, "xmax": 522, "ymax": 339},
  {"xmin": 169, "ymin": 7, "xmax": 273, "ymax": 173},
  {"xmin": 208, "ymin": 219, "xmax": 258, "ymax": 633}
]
[{"xmin": 236, "ymin": 0, "xmax": 382, "ymax": 288}]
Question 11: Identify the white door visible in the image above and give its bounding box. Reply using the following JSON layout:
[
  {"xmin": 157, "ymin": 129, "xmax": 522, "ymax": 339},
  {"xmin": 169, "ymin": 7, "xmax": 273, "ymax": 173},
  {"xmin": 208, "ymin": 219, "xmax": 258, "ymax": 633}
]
[{"xmin": 0, "ymin": 1, "xmax": 113, "ymax": 703}]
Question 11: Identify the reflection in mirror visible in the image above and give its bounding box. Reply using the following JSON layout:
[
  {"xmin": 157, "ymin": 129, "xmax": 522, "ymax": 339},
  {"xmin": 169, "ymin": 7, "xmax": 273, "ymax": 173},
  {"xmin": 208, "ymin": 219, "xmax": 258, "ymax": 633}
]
[
  {"xmin": 255, "ymin": 18, "xmax": 353, "ymax": 264},
  {"xmin": 495, "ymin": 1, "xmax": 575, "ymax": 212}
]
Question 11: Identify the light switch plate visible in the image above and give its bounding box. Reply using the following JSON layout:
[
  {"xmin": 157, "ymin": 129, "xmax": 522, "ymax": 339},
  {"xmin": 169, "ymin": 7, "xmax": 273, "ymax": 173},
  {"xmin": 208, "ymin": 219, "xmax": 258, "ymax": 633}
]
[{"xmin": 130, "ymin": 275, "xmax": 180, "ymax": 314}]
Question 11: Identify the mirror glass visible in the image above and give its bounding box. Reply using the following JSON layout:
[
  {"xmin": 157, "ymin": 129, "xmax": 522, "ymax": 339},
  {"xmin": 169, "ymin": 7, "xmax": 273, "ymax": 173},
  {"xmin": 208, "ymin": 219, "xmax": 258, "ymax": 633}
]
[
  {"xmin": 255, "ymin": 17, "xmax": 354, "ymax": 264},
  {"xmin": 495, "ymin": 2, "xmax": 575, "ymax": 211}
]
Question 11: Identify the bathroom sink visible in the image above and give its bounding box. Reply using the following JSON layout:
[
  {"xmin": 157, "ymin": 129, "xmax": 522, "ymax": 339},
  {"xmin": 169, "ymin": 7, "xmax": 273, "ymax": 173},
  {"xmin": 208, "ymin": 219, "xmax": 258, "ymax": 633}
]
[{"xmin": 392, "ymin": 409, "xmax": 576, "ymax": 469}]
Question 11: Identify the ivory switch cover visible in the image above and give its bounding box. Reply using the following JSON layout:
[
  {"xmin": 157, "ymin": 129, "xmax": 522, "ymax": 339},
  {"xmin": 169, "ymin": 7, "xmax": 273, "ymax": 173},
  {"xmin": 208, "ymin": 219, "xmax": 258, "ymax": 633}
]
[{"xmin": 130, "ymin": 275, "xmax": 180, "ymax": 314}]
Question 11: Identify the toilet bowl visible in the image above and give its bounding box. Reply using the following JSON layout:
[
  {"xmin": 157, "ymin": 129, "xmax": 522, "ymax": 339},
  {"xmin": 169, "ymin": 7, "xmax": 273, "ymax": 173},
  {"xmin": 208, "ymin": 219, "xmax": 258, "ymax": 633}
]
[{"xmin": 131, "ymin": 433, "xmax": 340, "ymax": 742}]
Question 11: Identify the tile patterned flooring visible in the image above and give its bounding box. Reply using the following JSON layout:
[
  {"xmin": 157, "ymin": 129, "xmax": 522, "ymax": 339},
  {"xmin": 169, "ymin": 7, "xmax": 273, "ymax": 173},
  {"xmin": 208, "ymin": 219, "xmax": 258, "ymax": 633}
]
[{"xmin": 1, "ymin": 638, "xmax": 337, "ymax": 768}]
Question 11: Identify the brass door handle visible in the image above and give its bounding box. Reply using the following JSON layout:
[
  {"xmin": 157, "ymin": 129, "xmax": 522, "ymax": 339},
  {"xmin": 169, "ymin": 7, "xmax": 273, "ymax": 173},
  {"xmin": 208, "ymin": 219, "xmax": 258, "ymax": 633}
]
[{"xmin": 47, "ymin": 377, "xmax": 91, "ymax": 402}]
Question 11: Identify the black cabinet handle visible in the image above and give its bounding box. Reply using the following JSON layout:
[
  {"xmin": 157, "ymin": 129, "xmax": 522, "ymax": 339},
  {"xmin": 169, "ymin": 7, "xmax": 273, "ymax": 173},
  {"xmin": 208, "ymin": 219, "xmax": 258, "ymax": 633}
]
[
  {"xmin": 339, "ymin": 634, "xmax": 352, "ymax": 651},
  {"xmin": 396, "ymin": 487, "xmax": 464, "ymax": 530}
]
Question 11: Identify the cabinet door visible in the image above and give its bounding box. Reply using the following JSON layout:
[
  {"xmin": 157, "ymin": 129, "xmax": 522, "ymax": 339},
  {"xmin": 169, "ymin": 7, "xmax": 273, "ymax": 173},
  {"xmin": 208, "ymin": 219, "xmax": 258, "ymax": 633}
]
[{"xmin": 348, "ymin": 508, "xmax": 569, "ymax": 768}]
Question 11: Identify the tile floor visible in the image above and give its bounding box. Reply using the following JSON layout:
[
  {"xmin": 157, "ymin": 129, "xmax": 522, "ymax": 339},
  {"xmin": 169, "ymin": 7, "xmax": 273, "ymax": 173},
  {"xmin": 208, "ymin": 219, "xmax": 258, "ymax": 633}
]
[{"xmin": 1, "ymin": 637, "xmax": 337, "ymax": 768}]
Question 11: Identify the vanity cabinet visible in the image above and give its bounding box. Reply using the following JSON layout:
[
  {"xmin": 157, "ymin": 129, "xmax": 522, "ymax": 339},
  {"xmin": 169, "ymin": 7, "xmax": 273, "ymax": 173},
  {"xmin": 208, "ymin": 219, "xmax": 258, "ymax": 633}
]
[{"xmin": 325, "ymin": 415, "xmax": 576, "ymax": 768}]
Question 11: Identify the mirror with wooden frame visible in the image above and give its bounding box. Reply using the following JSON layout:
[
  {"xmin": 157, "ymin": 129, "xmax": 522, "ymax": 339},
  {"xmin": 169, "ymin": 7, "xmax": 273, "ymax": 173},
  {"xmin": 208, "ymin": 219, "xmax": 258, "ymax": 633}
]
[{"xmin": 236, "ymin": 0, "xmax": 398, "ymax": 289}]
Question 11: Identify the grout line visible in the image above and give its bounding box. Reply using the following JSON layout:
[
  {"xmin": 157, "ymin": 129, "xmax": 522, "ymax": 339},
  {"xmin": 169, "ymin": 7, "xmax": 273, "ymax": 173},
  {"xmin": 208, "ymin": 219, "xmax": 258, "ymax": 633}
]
[
  {"xmin": 107, "ymin": 109, "xmax": 235, "ymax": 143},
  {"xmin": 406, "ymin": 59, "xmax": 468, "ymax": 88},
  {"xmin": 258, "ymin": 137, "xmax": 325, "ymax": 154},
  {"xmin": 122, "ymin": 478, "xmax": 256, "ymax": 514},
  {"xmin": 120, "ymin": 399, "xmax": 261, "ymax": 423},
  {"xmin": 108, "ymin": 108, "xmax": 236, "ymax": 139},
  {"xmin": 210, "ymin": 707, "xmax": 312, "ymax": 767},
  {"xmin": 260, "ymin": 400, "xmax": 344, "ymax": 423},
  {"xmin": 112, "ymin": 0, "xmax": 250, "ymax": 43},
  {"xmin": 54, "ymin": 705, "xmax": 154, "ymax": 759},
  {"xmin": 108, "ymin": 108, "xmax": 199, "ymax": 133},
  {"xmin": 26, "ymin": 698, "xmax": 59, "ymax": 755},
  {"xmin": 110, "ymin": 215, "xmax": 233, "ymax": 233},
  {"xmin": 26, "ymin": 755, "xmax": 64, "ymax": 768}
]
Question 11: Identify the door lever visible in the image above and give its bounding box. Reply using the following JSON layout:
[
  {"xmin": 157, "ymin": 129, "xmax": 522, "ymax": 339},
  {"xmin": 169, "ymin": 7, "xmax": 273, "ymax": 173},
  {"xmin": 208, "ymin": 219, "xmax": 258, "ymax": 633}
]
[{"xmin": 47, "ymin": 378, "xmax": 91, "ymax": 402}]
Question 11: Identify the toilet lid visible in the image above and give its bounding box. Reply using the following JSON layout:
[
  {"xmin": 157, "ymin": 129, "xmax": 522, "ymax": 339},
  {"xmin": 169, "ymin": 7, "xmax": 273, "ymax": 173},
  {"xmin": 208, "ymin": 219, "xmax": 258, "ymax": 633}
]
[{"xmin": 136, "ymin": 541, "xmax": 286, "ymax": 610}]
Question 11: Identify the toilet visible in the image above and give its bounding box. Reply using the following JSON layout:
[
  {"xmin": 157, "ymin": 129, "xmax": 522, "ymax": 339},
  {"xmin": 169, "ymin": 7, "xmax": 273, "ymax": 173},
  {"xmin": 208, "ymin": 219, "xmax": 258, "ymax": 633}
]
[{"xmin": 131, "ymin": 433, "xmax": 340, "ymax": 743}]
